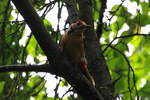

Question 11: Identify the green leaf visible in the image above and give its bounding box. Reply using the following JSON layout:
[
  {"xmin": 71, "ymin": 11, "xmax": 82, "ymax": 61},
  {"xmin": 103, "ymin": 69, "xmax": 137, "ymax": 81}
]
[
  {"xmin": 139, "ymin": 80, "xmax": 150, "ymax": 99},
  {"xmin": 34, "ymin": 0, "xmax": 46, "ymax": 10},
  {"xmin": 44, "ymin": 19, "xmax": 53, "ymax": 32},
  {"xmin": 116, "ymin": 42, "xmax": 129, "ymax": 52},
  {"xmin": 0, "ymin": 81, "xmax": 5, "ymax": 93},
  {"xmin": 26, "ymin": 35, "xmax": 37, "ymax": 57}
]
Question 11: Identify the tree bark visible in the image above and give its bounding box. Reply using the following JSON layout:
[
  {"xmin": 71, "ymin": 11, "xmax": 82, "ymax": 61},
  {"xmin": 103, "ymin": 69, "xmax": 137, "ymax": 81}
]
[
  {"xmin": 77, "ymin": 0, "xmax": 114, "ymax": 99},
  {"xmin": 0, "ymin": 64, "xmax": 52, "ymax": 72}
]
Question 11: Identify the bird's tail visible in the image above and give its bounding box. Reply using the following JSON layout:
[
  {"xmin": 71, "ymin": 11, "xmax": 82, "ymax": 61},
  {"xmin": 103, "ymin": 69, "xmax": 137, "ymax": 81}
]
[{"xmin": 84, "ymin": 68, "xmax": 95, "ymax": 86}]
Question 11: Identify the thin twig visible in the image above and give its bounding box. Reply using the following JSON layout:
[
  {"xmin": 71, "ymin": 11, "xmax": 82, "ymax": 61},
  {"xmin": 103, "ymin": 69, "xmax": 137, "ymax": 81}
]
[
  {"xmin": 60, "ymin": 87, "xmax": 73, "ymax": 100},
  {"xmin": 102, "ymin": 33, "xmax": 150, "ymax": 54},
  {"xmin": 54, "ymin": 79, "xmax": 61, "ymax": 100},
  {"xmin": 108, "ymin": 0, "xmax": 126, "ymax": 21},
  {"xmin": 109, "ymin": 46, "xmax": 139, "ymax": 100},
  {"xmin": 21, "ymin": 33, "xmax": 32, "ymax": 63}
]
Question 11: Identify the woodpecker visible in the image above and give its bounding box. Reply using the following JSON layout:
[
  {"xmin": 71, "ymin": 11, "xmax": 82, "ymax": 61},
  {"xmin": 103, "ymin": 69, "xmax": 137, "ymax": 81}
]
[{"xmin": 60, "ymin": 19, "xmax": 95, "ymax": 86}]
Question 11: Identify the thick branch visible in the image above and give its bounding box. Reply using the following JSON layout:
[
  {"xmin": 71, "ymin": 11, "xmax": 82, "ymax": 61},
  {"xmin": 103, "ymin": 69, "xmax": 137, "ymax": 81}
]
[
  {"xmin": 11, "ymin": 0, "xmax": 104, "ymax": 99},
  {"xmin": 77, "ymin": 0, "xmax": 114, "ymax": 100},
  {"xmin": 0, "ymin": 64, "xmax": 52, "ymax": 73}
]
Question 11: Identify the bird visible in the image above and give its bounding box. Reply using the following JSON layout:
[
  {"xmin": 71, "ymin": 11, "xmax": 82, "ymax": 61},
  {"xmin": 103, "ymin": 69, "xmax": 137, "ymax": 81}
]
[{"xmin": 60, "ymin": 19, "xmax": 95, "ymax": 86}]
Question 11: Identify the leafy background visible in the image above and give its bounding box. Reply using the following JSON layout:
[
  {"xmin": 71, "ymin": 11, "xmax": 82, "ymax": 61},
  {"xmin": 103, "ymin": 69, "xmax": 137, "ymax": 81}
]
[{"xmin": 0, "ymin": 0, "xmax": 150, "ymax": 100}]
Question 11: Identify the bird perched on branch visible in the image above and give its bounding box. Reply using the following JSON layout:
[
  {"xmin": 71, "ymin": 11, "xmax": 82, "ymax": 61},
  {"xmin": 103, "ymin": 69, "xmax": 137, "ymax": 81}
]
[{"xmin": 60, "ymin": 19, "xmax": 95, "ymax": 86}]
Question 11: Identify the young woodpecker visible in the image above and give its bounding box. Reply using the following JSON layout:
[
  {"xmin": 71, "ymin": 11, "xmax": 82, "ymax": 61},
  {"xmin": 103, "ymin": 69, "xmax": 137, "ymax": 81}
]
[{"xmin": 60, "ymin": 19, "xmax": 95, "ymax": 86}]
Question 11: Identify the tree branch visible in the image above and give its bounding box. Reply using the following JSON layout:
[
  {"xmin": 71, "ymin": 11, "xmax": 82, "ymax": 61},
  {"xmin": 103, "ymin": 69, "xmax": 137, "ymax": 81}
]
[
  {"xmin": 102, "ymin": 33, "xmax": 150, "ymax": 54},
  {"xmin": 96, "ymin": 0, "xmax": 107, "ymax": 39},
  {"xmin": 11, "ymin": 0, "xmax": 104, "ymax": 99},
  {"xmin": 63, "ymin": 0, "xmax": 78, "ymax": 23},
  {"xmin": 109, "ymin": 46, "xmax": 139, "ymax": 100},
  {"xmin": 0, "ymin": 64, "xmax": 52, "ymax": 73},
  {"xmin": 77, "ymin": 0, "xmax": 114, "ymax": 99}
]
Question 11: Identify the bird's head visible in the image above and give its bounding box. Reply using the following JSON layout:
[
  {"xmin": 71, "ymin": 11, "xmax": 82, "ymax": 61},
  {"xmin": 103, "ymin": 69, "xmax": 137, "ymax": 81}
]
[{"xmin": 67, "ymin": 19, "xmax": 91, "ymax": 35}]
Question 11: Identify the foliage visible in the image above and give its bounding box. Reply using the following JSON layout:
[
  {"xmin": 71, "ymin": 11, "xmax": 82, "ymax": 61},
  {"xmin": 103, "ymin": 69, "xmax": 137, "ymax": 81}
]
[{"xmin": 0, "ymin": 0, "xmax": 150, "ymax": 100}]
